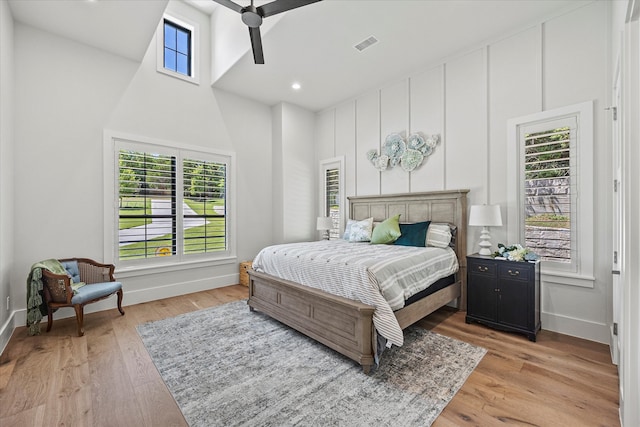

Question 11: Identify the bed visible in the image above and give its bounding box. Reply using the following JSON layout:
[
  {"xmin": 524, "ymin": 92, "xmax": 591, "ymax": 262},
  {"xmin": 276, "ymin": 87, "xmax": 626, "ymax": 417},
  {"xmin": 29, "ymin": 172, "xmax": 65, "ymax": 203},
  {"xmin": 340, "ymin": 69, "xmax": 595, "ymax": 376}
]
[{"xmin": 247, "ymin": 190, "xmax": 469, "ymax": 373}]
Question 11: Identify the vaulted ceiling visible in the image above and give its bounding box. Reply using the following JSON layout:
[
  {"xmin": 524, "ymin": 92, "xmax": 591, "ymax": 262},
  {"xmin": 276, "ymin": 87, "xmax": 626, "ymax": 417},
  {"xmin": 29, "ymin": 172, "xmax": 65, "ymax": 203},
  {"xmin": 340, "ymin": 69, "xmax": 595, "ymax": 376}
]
[{"xmin": 8, "ymin": 0, "xmax": 593, "ymax": 112}]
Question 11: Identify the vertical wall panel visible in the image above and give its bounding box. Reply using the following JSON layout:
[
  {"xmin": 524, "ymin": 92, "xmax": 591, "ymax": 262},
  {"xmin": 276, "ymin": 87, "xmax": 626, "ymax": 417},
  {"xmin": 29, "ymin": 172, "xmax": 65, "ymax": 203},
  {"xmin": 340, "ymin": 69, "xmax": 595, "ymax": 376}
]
[
  {"xmin": 335, "ymin": 101, "xmax": 356, "ymax": 199},
  {"xmin": 380, "ymin": 80, "xmax": 410, "ymax": 194},
  {"xmin": 488, "ymin": 26, "xmax": 541, "ymax": 246},
  {"xmin": 445, "ymin": 49, "xmax": 486, "ymax": 207},
  {"xmin": 410, "ymin": 65, "xmax": 445, "ymax": 192},
  {"xmin": 355, "ymin": 91, "xmax": 380, "ymax": 196},
  {"xmin": 544, "ymin": 3, "xmax": 607, "ymax": 110},
  {"xmin": 316, "ymin": 109, "xmax": 335, "ymax": 161}
]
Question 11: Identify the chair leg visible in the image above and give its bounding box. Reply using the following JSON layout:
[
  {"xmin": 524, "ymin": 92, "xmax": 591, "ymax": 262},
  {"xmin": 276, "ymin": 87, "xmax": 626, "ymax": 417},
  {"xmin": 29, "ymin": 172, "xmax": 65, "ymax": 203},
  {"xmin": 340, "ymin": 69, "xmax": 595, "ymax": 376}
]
[
  {"xmin": 116, "ymin": 289, "xmax": 125, "ymax": 316},
  {"xmin": 46, "ymin": 305, "xmax": 54, "ymax": 332},
  {"xmin": 74, "ymin": 304, "xmax": 85, "ymax": 337}
]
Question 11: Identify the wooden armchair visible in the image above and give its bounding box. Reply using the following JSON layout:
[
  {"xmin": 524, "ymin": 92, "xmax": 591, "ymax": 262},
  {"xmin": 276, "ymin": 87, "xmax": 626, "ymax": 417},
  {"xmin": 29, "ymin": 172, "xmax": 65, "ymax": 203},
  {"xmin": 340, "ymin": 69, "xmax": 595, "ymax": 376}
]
[{"xmin": 41, "ymin": 258, "xmax": 124, "ymax": 336}]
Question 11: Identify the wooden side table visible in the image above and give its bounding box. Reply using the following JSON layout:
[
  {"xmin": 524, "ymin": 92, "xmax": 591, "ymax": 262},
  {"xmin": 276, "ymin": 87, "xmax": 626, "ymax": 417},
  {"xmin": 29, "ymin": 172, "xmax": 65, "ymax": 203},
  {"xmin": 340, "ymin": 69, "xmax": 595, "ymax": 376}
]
[{"xmin": 239, "ymin": 261, "xmax": 252, "ymax": 287}]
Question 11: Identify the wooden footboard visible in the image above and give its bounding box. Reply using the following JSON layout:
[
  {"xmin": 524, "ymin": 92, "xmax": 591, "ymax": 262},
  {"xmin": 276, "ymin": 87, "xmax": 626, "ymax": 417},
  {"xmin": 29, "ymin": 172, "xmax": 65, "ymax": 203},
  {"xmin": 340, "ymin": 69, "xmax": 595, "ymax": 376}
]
[{"xmin": 248, "ymin": 269, "xmax": 376, "ymax": 373}]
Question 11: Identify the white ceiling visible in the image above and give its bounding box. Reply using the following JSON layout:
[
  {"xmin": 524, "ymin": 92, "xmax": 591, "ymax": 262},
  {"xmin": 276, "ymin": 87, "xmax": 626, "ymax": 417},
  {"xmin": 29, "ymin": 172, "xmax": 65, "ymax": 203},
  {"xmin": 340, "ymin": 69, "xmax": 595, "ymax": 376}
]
[
  {"xmin": 8, "ymin": 0, "xmax": 593, "ymax": 112},
  {"xmin": 211, "ymin": 0, "xmax": 592, "ymax": 111},
  {"xmin": 7, "ymin": 0, "xmax": 169, "ymax": 62}
]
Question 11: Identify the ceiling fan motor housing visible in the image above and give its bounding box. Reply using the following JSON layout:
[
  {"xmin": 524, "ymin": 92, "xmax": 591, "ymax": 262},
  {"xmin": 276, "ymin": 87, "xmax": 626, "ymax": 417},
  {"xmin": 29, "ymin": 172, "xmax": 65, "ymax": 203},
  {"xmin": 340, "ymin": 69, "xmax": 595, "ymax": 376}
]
[{"xmin": 241, "ymin": 6, "xmax": 263, "ymax": 28}]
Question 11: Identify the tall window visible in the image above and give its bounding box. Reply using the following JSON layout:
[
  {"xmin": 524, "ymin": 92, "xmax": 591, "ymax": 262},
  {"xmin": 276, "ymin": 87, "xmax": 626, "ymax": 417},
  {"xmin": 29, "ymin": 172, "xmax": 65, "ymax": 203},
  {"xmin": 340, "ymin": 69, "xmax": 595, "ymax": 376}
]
[
  {"xmin": 523, "ymin": 122, "xmax": 574, "ymax": 263},
  {"xmin": 320, "ymin": 157, "xmax": 344, "ymax": 240},
  {"xmin": 508, "ymin": 101, "xmax": 594, "ymax": 285},
  {"xmin": 115, "ymin": 141, "xmax": 231, "ymax": 264},
  {"xmin": 163, "ymin": 20, "xmax": 191, "ymax": 76}
]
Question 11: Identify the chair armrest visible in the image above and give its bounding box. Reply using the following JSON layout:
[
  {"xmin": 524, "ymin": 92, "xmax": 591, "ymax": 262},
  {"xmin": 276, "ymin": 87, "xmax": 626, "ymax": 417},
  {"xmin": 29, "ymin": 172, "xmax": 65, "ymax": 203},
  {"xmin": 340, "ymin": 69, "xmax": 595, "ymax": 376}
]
[{"xmin": 41, "ymin": 270, "xmax": 74, "ymax": 304}]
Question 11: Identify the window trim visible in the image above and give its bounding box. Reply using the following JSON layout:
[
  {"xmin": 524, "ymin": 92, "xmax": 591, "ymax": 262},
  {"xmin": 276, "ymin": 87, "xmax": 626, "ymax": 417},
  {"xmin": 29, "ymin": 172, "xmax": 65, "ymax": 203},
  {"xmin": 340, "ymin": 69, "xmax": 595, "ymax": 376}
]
[
  {"xmin": 319, "ymin": 156, "xmax": 344, "ymax": 240},
  {"xmin": 156, "ymin": 13, "xmax": 199, "ymax": 85},
  {"xmin": 104, "ymin": 130, "xmax": 236, "ymax": 272},
  {"xmin": 506, "ymin": 101, "xmax": 595, "ymax": 288}
]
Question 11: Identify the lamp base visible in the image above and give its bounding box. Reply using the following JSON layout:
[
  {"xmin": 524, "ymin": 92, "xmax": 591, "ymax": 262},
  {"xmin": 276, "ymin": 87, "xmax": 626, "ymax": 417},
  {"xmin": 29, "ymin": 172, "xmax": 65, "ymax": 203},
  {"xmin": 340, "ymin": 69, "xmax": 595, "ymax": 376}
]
[{"xmin": 477, "ymin": 226, "xmax": 493, "ymax": 255}]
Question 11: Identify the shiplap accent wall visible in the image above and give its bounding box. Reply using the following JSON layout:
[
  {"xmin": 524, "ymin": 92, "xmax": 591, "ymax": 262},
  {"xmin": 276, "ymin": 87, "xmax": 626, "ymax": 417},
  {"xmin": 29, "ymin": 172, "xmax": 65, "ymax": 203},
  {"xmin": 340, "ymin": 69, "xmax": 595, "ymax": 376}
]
[{"xmin": 315, "ymin": 1, "xmax": 611, "ymax": 343}]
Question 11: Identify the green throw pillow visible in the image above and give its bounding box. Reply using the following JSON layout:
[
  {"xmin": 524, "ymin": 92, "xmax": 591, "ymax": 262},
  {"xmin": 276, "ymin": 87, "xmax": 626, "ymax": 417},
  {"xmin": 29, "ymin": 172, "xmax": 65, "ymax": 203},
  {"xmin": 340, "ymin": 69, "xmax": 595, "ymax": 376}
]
[{"xmin": 371, "ymin": 214, "xmax": 401, "ymax": 244}]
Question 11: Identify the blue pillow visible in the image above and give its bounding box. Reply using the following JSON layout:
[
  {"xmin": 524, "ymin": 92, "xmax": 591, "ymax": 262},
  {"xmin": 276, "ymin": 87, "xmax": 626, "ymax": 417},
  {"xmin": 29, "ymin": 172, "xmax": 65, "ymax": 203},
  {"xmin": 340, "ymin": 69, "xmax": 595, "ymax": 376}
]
[
  {"xmin": 61, "ymin": 260, "xmax": 80, "ymax": 283},
  {"xmin": 394, "ymin": 221, "xmax": 430, "ymax": 247}
]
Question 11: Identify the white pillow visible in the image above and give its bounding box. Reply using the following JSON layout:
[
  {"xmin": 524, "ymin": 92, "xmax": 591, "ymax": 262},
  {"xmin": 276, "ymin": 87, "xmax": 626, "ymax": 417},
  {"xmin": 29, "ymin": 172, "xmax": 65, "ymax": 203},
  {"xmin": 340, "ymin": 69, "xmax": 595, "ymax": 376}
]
[
  {"xmin": 348, "ymin": 217, "xmax": 374, "ymax": 242},
  {"xmin": 426, "ymin": 223, "xmax": 452, "ymax": 248},
  {"xmin": 343, "ymin": 219, "xmax": 357, "ymax": 240}
]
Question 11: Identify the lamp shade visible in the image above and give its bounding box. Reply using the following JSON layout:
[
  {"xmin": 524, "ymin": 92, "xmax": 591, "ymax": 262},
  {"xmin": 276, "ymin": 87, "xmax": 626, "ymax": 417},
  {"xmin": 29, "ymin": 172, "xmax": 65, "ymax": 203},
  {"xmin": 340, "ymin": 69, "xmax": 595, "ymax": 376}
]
[
  {"xmin": 468, "ymin": 205, "xmax": 503, "ymax": 227},
  {"xmin": 316, "ymin": 216, "xmax": 333, "ymax": 231}
]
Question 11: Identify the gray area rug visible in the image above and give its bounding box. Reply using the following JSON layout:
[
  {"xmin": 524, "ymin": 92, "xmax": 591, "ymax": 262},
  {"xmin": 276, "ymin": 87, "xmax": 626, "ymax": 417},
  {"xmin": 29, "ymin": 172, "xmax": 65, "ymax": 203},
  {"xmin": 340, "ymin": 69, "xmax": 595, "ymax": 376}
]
[{"xmin": 137, "ymin": 300, "xmax": 486, "ymax": 427}]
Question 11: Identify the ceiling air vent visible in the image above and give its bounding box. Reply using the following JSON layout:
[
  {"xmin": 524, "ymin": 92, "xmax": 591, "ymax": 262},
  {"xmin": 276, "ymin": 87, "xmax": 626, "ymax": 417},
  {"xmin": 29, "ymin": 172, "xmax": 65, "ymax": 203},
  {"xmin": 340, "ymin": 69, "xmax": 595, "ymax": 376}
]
[{"xmin": 354, "ymin": 36, "xmax": 378, "ymax": 52}]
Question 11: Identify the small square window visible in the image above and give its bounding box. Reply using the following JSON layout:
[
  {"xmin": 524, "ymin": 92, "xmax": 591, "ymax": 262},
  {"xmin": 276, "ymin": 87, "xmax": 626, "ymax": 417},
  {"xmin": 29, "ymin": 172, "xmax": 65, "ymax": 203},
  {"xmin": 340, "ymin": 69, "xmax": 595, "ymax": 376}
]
[
  {"xmin": 157, "ymin": 14, "xmax": 199, "ymax": 85},
  {"xmin": 163, "ymin": 20, "xmax": 191, "ymax": 76}
]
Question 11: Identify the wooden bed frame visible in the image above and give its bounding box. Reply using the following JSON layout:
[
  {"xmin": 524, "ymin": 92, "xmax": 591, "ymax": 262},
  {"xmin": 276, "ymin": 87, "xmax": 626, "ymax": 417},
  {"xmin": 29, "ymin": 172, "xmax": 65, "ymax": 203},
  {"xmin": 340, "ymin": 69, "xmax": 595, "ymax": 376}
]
[{"xmin": 248, "ymin": 190, "xmax": 469, "ymax": 373}]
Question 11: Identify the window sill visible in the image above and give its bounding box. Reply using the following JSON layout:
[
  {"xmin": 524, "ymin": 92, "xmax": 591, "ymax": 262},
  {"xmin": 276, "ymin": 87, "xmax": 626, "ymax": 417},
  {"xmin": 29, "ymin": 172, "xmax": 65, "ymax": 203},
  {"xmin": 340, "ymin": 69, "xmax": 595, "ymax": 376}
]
[
  {"xmin": 115, "ymin": 256, "xmax": 236, "ymax": 278},
  {"xmin": 156, "ymin": 67, "xmax": 200, "ymax": 85},
  {"xmin": 540, "ymin": 270, "xmax": 596, "ymax": 288}
]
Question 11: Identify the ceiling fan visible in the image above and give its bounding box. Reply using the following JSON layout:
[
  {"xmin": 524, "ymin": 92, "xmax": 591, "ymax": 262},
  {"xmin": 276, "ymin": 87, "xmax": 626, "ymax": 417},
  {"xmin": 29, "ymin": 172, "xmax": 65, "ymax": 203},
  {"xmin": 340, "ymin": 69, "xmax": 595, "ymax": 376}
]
[{"xmin": 212, "ymin": 0, "xmax": 322, "ymax": 64}]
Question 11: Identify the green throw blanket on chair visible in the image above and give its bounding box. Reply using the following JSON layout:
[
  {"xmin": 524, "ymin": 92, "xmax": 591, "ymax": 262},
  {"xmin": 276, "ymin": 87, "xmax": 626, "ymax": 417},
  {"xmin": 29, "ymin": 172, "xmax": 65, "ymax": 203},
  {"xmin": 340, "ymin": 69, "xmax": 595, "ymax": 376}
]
[{"xmin": 26, "ymin": 259, "xmax": 68, "ymax": 336}]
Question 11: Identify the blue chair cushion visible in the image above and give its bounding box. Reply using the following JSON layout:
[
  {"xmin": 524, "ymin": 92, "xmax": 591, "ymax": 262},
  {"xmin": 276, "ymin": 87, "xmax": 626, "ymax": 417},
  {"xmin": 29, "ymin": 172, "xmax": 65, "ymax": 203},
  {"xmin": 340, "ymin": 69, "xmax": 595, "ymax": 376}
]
[
  {"xmin": 61, "ymin": 260, "xmax": 81, "ymax": 283},
  {"xmin": 71, "ymin": 281, "xmax": 122, "ymax": 305}
]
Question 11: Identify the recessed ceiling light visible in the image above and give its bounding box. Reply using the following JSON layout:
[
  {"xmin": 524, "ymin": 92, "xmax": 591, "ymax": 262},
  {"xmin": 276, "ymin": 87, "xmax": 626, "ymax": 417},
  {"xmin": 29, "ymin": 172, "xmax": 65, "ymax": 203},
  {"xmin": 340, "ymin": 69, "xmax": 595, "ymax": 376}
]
[{"xmin": 291, "ymin": 82, "xmax": 301, "ymax": 90}]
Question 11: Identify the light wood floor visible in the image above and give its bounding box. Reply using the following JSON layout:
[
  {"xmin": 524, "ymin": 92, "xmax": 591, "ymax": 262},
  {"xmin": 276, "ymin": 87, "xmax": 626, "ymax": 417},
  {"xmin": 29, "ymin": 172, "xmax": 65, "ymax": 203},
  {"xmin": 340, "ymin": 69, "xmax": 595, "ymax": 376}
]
[{"xmin": 0, "ymin": 285, "xmax": 619, "ymax": 427}]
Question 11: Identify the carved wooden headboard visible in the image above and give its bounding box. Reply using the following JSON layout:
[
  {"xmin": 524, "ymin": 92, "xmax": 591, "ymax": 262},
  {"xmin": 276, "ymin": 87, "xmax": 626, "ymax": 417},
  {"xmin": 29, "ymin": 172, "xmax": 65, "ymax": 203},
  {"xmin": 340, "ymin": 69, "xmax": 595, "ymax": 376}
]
[{"xmin": 348, "ymin": 189, "xmax": 470, "ymax": 307}]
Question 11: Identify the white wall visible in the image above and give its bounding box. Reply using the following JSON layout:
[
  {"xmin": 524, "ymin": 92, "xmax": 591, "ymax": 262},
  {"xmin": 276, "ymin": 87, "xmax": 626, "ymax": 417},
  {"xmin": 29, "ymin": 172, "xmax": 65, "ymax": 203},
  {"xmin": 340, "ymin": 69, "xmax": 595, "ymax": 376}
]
[
  {"xmin": 316, "ymin": 1, "xmax": 611, "ymax": 343},
  {"xmin": 9, "ymin": 0, "xmax": 275, "ymax": 323},
  {"xmin": 0, "ymin": 0, "xmax": 15, "ymax": 352},
  {"xmin": 272, "ymin": 102, "xmax": 316, "ymax": 243}
]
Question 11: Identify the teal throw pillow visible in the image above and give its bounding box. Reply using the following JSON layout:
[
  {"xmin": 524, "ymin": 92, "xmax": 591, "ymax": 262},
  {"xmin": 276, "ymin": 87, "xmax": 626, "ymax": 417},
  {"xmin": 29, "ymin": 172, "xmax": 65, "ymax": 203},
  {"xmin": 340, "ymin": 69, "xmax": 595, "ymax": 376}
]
[
  {"xmin": 371, "ymin": 214, "xmax": 402, "ymax": 244},
  {"xmin": 394, "ymin": 221, "xmax": 430, "ymax": 247}
]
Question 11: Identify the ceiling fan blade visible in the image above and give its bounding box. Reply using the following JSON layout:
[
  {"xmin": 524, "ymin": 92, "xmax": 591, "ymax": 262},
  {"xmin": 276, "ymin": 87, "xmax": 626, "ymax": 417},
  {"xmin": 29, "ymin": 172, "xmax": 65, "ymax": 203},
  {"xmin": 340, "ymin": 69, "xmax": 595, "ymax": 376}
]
[
  {"xmin": 258, "ymin": 0, "xmax": 322, "ymax": 18},
  {"xmin": 249, "ymin": 26, "xmax": 265, "ymax": 64},
  {"xmin": 211, "ymin": 0, "xmax": 244, "ymax": 14}
]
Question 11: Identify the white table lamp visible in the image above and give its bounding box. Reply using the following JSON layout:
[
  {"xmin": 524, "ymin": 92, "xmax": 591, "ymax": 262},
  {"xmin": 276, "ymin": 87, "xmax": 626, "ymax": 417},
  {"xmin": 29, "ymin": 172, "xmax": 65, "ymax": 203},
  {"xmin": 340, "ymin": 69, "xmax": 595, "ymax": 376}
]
[
  {"xmin": 316, "ymin": 216, "xmax": 333, "ymax": 240},
  {"xmin": 469, "ymin": 204, "xmax": 503, "ymax": 255}
]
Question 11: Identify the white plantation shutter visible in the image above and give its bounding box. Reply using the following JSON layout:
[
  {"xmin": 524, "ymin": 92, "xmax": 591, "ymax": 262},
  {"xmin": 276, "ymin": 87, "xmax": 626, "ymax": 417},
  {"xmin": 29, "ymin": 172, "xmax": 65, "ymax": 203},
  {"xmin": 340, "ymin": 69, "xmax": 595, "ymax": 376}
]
[
  {"xmin": 521, "ymin": 118, "xmax": 576, "ymax": 264},
  {"xmin": 115, "ymin": 140, "xmax": 232, "ymax": 264},
  {"xmin": 325, "ymin": 167, "xmax": 340, "ymax": 239},
  {"xmin": 320, "ymin": 157, "xmax": 344, "ymax": 240},
  {"xmin": 118, "ymin": 149, "xmax": 176, "ymax": 260},
  {"xmin": 182, "ymin": 158, "xmax": 227, "ymax": 254}
]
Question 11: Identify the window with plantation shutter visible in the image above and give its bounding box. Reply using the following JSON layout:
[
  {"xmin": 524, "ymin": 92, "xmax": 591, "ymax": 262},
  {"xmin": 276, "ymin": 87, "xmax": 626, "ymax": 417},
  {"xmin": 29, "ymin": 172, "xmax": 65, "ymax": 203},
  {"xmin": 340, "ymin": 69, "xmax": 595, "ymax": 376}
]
[
  {"xmin": 508, "ymin": 101, "xmax": 594, "ymax": 286},
  {"xmin": 523, "ymin": 123, "xmax": 574, "ymax": 264},
  {"xmin": 182, "ymin": 158, "xmax": 227, "ymax": 254},
  {"xmin": 118, "ymin": 150, "xmax": 177, "ymax": 260},
  {"xmin": 325, "ymin": 167, "xmax": 340, "ymax": 239},
  {"xmin": 114, "ymin": 139, "xmax": 232, "ymax": 265},
  {"xmin": 320, "ymin": 157, "xmax": 344, "ymax": 240}
]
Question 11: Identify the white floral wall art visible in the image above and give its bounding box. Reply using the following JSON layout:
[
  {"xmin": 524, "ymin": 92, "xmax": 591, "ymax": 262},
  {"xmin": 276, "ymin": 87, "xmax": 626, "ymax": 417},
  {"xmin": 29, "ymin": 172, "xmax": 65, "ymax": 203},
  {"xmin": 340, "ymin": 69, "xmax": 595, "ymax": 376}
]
[{"xmin": 367, "ymin": 132, "xmax": 440, "ymax": 172}]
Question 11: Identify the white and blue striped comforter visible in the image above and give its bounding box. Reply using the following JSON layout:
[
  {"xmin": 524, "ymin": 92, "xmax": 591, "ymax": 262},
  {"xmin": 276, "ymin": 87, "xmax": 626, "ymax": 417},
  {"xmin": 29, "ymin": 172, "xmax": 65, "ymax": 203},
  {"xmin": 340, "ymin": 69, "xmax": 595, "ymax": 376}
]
[{"xmin": 252, "ymin": 240, "xmax": 459, "ymax": 347}]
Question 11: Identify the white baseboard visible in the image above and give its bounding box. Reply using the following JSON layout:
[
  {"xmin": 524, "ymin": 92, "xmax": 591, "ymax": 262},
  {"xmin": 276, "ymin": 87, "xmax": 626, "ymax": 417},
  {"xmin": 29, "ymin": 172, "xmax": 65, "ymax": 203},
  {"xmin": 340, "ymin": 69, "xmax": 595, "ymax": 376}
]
[
  {"xmin": 2, "ymin": 273, "xmax": 240, "ymax": 355},
  {"xmin": 0, "ymin": 310, "xmax": 17, "ymax": 356},
  {"xmin": 542, "ymin": 311, "xmax": 610, "ymax": 344},
  {"xmin": 610, "ymin": 325, "xmax": 619, "ymax": 365}
]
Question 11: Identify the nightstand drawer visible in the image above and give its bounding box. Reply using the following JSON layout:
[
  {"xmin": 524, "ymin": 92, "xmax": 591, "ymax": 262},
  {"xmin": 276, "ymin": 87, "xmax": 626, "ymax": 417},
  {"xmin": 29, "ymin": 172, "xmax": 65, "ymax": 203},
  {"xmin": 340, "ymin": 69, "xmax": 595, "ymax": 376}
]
[
  {"xmin": 468, "ymin": 260, "xmax": 497, "ymax": 277},
  {"xmin": 499, "ymin": 264, "xmax": 532, "ymax": 282}
]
